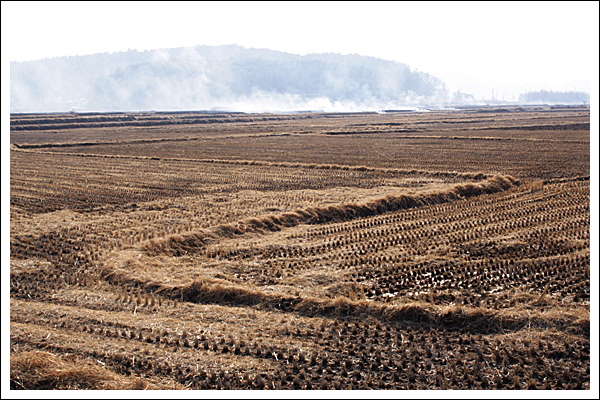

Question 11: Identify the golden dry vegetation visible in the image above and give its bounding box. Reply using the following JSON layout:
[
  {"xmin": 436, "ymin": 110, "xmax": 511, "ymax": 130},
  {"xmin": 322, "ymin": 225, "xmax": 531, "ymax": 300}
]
[{"xmin": 9, "ymin": 106, "xmax": 590, "ymax": 390}]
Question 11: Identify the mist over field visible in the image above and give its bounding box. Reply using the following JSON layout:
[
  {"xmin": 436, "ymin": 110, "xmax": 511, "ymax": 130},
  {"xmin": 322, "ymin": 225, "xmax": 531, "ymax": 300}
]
[
  {"xmin": 10, "ymin": 44, "xmax": 592, "ymax": 113},
  {"xmin": 10, "ymin": 45, "xmax": 450, "ymax": 113}
]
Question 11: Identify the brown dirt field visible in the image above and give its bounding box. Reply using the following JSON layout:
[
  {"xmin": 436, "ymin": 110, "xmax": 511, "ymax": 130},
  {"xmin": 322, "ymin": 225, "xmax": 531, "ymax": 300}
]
[{"xmin": 9, "ymin": 105, "xmax": 591, "ymax": 390}]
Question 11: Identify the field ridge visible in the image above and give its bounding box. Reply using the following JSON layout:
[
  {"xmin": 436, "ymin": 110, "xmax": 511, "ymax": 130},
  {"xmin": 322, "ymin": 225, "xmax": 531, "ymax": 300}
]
[{"xmin": 141, "ymin": 174, "xmax": 517, "ymax": 257}]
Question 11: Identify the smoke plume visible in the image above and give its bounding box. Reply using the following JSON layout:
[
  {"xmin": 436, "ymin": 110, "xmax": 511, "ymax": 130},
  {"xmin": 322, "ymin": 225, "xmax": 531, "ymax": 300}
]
[{"xmin": 10, "ymin": 45, "xmax": 448, "ymax": 113}]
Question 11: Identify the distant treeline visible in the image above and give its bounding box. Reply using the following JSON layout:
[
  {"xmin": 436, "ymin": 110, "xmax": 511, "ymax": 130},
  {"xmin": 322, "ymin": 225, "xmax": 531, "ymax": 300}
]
[{"xmin": 518, "ymin": 90, "xmax": 589, "ymax": 104}]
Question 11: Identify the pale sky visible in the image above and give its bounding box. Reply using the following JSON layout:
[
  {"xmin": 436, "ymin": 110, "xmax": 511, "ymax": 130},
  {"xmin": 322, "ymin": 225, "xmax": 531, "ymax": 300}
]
[{"xmin": 3, "ymin": 1, "xmax": 598, "ymax": 100}]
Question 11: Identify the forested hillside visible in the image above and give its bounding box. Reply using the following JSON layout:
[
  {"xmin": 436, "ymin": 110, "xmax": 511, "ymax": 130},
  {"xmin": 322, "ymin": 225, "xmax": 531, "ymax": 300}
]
[{"xmin": 10, "ymin": 45, "xmax": 447, "ymax": 113}]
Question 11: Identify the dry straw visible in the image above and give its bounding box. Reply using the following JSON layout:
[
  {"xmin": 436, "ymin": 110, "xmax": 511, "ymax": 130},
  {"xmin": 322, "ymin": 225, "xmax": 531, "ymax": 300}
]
[
  {"xmin": 10, "ymin": 350, "xmax": 179, "ymax": 390},
  {"xmin": 142, "ymin": 175, "xmax": 518, "ymax": 257}
]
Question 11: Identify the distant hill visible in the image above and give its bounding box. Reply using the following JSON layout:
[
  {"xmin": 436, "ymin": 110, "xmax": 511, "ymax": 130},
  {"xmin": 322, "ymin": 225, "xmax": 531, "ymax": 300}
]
[
  {"xmin": 10, "ymin": 45, "xmax": 448, "ymax": 113},
  {"xmin": 518, "ymin": 90, "xmax": 590, "ymax": 105}
]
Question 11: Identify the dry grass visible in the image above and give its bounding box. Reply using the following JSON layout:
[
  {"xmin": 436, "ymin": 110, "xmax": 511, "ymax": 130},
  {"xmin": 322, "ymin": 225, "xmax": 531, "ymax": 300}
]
[
  {"xmin": 10, "ymin": 350, "xmax": 173, "ymax": 390},
  {"xmin": 140, "ymin": 174, "xmax": 517, "ymax": 257}
]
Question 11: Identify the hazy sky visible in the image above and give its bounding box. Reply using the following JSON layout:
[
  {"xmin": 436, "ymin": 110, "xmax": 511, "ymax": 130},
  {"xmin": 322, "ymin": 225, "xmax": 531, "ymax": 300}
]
[{"xmin": 4, "ymin": 1, "xmax": 598, "ymax": 101}]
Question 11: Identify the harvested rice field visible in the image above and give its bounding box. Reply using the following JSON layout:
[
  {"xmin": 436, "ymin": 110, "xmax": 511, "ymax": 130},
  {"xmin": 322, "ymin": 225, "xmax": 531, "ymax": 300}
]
[{"xmin": 9, "ymin": 105, "xmax": 592, "ymax": 390}]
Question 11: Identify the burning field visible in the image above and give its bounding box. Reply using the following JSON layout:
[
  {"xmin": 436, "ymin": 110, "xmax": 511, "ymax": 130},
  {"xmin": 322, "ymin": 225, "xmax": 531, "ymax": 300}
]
[{"xmin": 9, "ymin": 106, "xmax": 591, "ymax": 390}]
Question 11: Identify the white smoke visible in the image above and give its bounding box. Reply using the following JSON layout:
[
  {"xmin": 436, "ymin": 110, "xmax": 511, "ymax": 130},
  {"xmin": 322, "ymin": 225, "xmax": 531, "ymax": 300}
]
[{"xmin": 10, "ymin": 45, "xmax": 450, "ymax": 113}]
